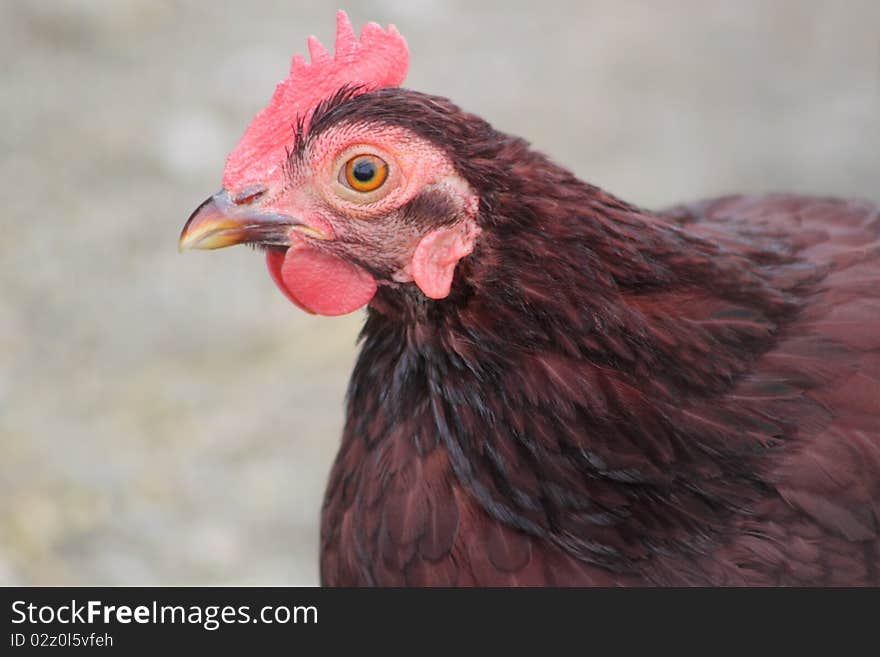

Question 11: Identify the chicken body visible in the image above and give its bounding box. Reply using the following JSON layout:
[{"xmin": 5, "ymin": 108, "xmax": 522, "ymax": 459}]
[
  {"xmin": 323, "ymin": 194, "xmax": 878, "ymax": 585},
  {"xmin": 317, "ymin": 93, "xmax": 880, "ymax": 586}
]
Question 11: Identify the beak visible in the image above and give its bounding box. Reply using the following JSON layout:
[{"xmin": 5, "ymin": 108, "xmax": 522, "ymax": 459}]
[{"xmin": 179, "ymin": 190, "xmax": 326, "ymax": 251}]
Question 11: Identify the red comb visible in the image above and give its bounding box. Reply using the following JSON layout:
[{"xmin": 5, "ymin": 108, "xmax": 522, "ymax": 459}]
[{"xmin": 223, "ymin": 10, "xmax": 409, "ymax": 191}]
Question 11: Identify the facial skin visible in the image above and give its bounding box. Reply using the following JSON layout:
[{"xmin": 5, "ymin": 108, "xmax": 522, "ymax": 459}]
[
  {"xmin": 289, "ymin": 122, "xmax": 478, "ymax": 281},
  {"xmin": 180, "ymin": 120, "xmax": 480, "ymax": 314}
]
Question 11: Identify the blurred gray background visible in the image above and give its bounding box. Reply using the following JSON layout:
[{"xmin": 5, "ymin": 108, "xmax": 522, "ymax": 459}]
[{"xmin": 1, "ymin": 0, "xmax": 878, "ymax": 585}]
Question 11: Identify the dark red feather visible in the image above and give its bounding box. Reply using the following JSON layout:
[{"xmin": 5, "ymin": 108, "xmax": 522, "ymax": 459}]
[{"xmin": 307, "ymin": 90, "xmax": 880, "ymax": 586}]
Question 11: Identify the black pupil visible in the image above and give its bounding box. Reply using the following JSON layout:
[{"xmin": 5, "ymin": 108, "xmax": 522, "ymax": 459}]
[{"xmin": 352, "ymin": 159, "xmax": 376, "ymax": 183}]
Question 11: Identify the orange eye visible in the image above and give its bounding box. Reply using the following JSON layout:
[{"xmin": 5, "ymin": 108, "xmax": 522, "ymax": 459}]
[{"xmin": 341, "ymin": 154, "xmax": 388, "ymax": 193}]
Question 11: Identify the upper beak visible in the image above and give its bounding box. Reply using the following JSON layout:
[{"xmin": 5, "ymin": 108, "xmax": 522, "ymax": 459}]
[{"xmin": 179, "ymin": 190, "xmax": 325, "ymax": 251}]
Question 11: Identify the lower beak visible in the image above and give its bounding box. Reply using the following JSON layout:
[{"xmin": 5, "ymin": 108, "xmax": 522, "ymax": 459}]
[{"xmin": 179, "ymin": 190, "xmax": 317, "ymax": 251}]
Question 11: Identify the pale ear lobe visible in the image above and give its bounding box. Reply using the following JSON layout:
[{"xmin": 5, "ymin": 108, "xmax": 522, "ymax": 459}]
[{"xmin": 410, "ymin": 219, "xmax": 480, "ymax": 299}]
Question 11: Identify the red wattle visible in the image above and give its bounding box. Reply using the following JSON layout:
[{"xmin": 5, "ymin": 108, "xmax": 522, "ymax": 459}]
[{"xmin": 266, "ymin": 243, "xmax": 377, "ymax": 316}]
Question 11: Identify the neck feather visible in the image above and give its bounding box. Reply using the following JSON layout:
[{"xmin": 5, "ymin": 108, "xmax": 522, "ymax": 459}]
[{"xmin": 354, "ymin": 155, "xmax": 802, "ymax": 570}]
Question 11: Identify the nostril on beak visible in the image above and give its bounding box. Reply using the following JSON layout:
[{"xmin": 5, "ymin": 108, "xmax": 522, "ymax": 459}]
[{"xmin": 231, "ymin": 183, "xmax": 268, "ymax": 205}]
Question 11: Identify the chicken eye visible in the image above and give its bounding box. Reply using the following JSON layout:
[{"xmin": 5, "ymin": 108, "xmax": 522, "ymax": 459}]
[{"xmin": 341, "ymin": 154, "xmax": 388, "ymax": 193}]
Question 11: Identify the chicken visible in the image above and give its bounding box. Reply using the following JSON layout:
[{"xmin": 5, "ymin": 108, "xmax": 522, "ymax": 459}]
[{"xmin": 179, "ymin": 12, "xmax": 880, "ymax": 585}]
